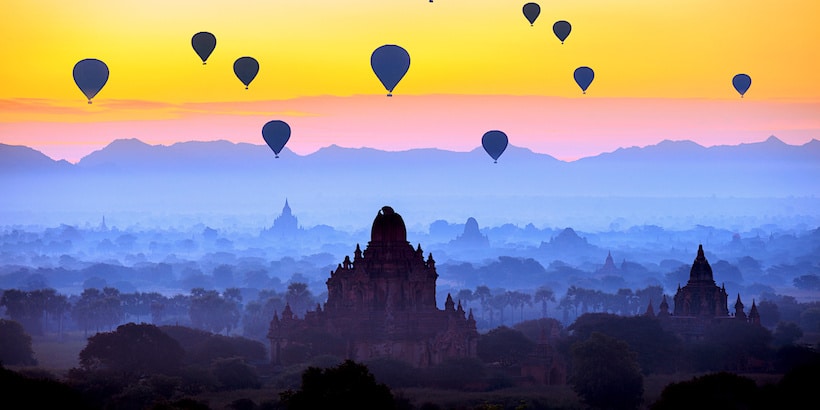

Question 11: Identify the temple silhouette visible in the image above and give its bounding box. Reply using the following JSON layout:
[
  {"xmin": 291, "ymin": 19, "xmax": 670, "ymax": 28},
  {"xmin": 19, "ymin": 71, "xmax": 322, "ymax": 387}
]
[
  {"xmin": 261, "ymin": 199, "xmax": 301, "ymax": 237},
  {"xmin": 646, "ymin": 244, "xmax": 761, "ymax": 339},
  {"xmin": 268, "ymin": 206, "xmax": 479, "ymax": 367}
]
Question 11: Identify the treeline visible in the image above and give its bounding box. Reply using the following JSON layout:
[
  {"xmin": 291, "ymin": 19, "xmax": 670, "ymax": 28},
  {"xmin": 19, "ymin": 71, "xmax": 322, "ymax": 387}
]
[
  {"xmin": 0, "ymin": 283, "xmax": 317, "ymax": 343},
  {"xmin": 2, "ymin": 312, "xmax": 819, "ymax": 409},
  {"xmin": 3, "ymin": 281, "xmax": 818, "ymax": 345}
]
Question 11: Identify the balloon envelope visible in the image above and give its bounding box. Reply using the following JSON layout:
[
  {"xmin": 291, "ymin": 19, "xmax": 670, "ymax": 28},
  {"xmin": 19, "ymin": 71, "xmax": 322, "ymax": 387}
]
[
  {"xmin": 553, "ymin": 20, "xmax": 572, "ymax": 43},
  {"xmin": 482, "ymin": 130, "xmax": 508, "ymax": 163},
  {"xmin": 370, "ymin": 45, "xmax": 410, "ymax": 96},
  {"xmin": 523, "ymin": 3, "xmax": 541, "ymax": 26},
  {"xmin": 732, "ymin": 74, "xmax": 751, "ymax": 97},
  {"xmin": 262, "ymin": 120, "xmax": 291, "ymax": 158},
  {"xmin": 191, "ymin": 32, "xmax": 216, "ymax": 64},
  {"xmin": 73, "ymin": 59, "xmax": 109, "ymax": 104},
  {"xmin": 573, "ymin": 66, "xmax": 594, "ymax": 94},
  {"xmin": 234, "ymin": 57, "xmax": 259, "ymax": 89}
]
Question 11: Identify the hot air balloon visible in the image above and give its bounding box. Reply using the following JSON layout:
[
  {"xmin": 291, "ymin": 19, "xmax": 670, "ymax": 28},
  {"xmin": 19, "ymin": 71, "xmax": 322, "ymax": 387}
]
[
  {"xmin": 73, "ymin": 59, "xmax": 109, "ymax": 104},
  {"xmin": 262, "ymin": 120, "xmax": 291, "ymax": 158},
  {"xmin": 482, "ymin": 130, "xmax": 508, "ymax": 163},
  {"xmin": 370, "ymin": 45, "xmax": 410, "ymax": 97},
  {"xmin": 573, "ymin": 66, "xmax": 594, "ymax": 94},
  {"xmin": 234, "ymin": 57, "xmax": 259, "ymax": 89},
  {"xmin": 191, "ymin": 32, "xmax": 216, "ymax": 65},
  {"xmin": 732, "ymin": 74, "xmax": 751, "ymax": 98},
  {"xmin": 523, "ymin": 3, "xmax": 541, "ymax": 26},
  {"xmin": 553, "ymin": 20, "xmax": 572, "ymax": 44}
]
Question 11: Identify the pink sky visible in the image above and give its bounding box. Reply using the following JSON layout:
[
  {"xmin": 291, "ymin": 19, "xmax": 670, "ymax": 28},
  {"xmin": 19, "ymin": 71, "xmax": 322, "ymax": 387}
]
[{"xmin": 2, "ymin": 95, "xmax": 818, "ymax": 163}]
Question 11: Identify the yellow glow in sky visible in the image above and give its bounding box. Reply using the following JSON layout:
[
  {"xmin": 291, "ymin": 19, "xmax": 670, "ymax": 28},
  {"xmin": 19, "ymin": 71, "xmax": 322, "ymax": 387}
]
[{"xmin": 1, "ymin": 0, "xmax": 818, "ymax": 103}]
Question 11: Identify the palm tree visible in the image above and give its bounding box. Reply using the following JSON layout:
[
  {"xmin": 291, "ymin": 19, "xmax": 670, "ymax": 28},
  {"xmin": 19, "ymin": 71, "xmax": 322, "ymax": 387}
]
[{"xmin": 534, "ymin": 286, "xmax": 556, "ymax": 318}]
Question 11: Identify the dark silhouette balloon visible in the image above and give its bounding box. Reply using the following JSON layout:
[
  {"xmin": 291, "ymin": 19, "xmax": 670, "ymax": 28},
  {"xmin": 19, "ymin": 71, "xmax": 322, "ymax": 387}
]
[
  {"xmin": 732, "ymin": 74, "xmax": 751, "ymax": 98},
  {"xmin": 370, "ymin": 45, "xmax": 410, "ymax": 97},
  {"xmin": 191, "ymin": 32, "xmax": 216, "ymax": 65},
  {"xmin": 573, "ymin": 66, "xmax": 594, "ymax": 94},
  {"xmin": 73, "ymin": 59, "xmax": 109, "ymax": 104},
  {"xmin": 482, "ymin": 130, "xmax": 508, "ymax": 164},
  {"xmin": 262, "ymin": 120, "xmax": 291, "ymax": 158},
  {"xmin": 523, "ymin": 3, "xmax": 541, "ymax": 26},
  {"xmin": 553, "ymin": 20, "xmax": 572, "ymax": 44},
  {"xmin": 233, "ymin": 57, "xmax": 259, "ymax": 89}
]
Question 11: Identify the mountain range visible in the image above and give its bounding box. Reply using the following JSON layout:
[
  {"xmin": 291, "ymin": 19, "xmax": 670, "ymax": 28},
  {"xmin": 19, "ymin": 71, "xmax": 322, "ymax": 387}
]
[{"xmin": 2, "ymin": 137, "xmax": 818, "ymax": 230}]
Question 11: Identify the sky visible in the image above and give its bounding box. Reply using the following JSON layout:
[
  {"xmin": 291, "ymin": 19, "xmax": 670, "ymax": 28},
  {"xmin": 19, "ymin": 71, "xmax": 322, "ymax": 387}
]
[{"xmin": 1, "ymin": 0, "xmax": 818, "ymax": 162}]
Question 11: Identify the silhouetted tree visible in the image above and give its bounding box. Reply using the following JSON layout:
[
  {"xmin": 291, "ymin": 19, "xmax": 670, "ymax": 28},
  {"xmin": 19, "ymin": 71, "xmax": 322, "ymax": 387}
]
[
  {"xmin": 570, "ymin": 332, "xmax": 643, "ymax": 410},
  {"xmin": 688, "ymin": 320, "xmax": 773, "ymax": 372},
  {"xmin": 477, "ymin": 326, "xmax": 535, "ymax": 366},
  {"xmin": 534, "ymin": 286, "xmax": 556, "ymax": 318},
  {"xmin": 0, "ymin": 289, "xmax": 44, "ymax": 335},
  {"xmin": 189, "ymin": 288, "xmax": 241, "ymax": 335},
  {"xmin": 78, "ymin": 323, "xmax": 184, "ymax": 378},
  {"xmin": 160, "ymin": 325, "xmax": 266, "ymax": 366},
  {"xmin": 0, "ymin": 319, "xmax": 37, "ymax": 365},
  {"xmin": 568, "ymin": 313, "xmax": 682, "ymax": 374},
  {"xmin": 650, "ymin": 372, "xmax": 761, "ymax": 410},
  {"xmin": 772, "ymin": 321, "xmax": 803, "ymax": 348},
  {"xmin": 72, "ymin": 287, "xmax": 123, "ymax": 335},
  {"xmin": 474, "ymin": 285, "xmax": 491, "ymax": 322},
  {"xmin": 1, "ymin": 365, "xmax": 93, "ymax": 410},
  {"xmin": 242, "ymin": 291, "xmax": 285, "ymax": 342},
  {"xmin": 211, "ymin": 357, "xmax": 261, "ymax": 390},
  {"xmin": 279, "ymin": 360, "xmax": 395, "ymax": 410},
  {"xmin": 513, "ymin": 317, "xmax": 562, "ymax": 343},
  {"xmin": 285, "ymin": 282, "xmax": 314, "ymax": 316}
]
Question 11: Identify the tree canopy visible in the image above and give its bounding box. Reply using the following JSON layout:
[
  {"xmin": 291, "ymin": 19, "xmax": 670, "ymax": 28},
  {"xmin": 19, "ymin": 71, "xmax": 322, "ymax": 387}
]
[
  {"xmin": 570, "ymin": 332, "xmax": 644, "ymax": 410},
  {"xmin": 279, "ymin": 360, "xmax": 395, "ymax": 410},
  {"xmin": 78, "ymin": 323, "xmax": 184, "ymax": 378}
]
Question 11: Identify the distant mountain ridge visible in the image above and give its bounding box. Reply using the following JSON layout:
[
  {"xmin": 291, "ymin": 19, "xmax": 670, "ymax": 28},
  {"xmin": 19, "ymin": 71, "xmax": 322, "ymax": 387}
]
[
  {"xmin": 3, "ymin": 135, "xmax": 817, "ymax": 172},
  {"xmin": 2, "ymin": 136, "xmax": 818, "ymax": 212}
]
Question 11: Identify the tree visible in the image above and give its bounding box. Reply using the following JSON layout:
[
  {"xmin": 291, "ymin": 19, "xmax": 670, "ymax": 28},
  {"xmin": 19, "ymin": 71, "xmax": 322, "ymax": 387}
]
[
  {"xmin": 78, "ymin": 323, "xmax": 184, "ymax": 378},
  {"xmin": 650, "ymin": 372, "xmax": 761, "ymax": 410},
  {"xmin": 0, "ymin": 289, "xmax": 43, "ymax": 335},
  {"xmin": 570, "ymin": 332, "xmax": 644, "ymax": 410},
  {"xmin": 189, "ymin": 288, "xmax": 241, "ymax": 335},
  {"xmin": 568, "ymin": 313, "xmax": 682, "ymax": 374},
  {"xmin": 285, "ymin": 282, "xmax": 314, "ymax": 316},
  {"xmin": 534, "ymin": 286, "xmax": 555, "ymax": 318},
  {"xmin": 211, "ymin": 357, "xmax": 261, "ymax": 390},
  {"xmin": 0, "ymin": 319, "xmax": 37, "ymax": 365},
  {"xmin": 477, "ymin": 326, "xmax": 535, "ymax": 366},
  {"xmin": 279, "ymin": 360, "xmax": 395, "ymax": 410},
  {"xmin": 474, "ymin": 285, "xmax": 491, "ymax": 322},
  {"xmin": 71, "ymin": 287, "xmax": 124, "ymax": 336},
  {"xmin": 689, "ymin": 320, "xmax": 773, "ymax": 372},
  {"xmin": 772, "ymin": 322, "xmax": 803, "ymax": 348}
]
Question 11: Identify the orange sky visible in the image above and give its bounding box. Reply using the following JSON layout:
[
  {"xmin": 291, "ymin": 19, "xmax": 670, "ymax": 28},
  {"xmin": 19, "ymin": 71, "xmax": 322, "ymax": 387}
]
[{"xmin": 1, "ymin": 1, "xmax": 818, "ymax": 162}]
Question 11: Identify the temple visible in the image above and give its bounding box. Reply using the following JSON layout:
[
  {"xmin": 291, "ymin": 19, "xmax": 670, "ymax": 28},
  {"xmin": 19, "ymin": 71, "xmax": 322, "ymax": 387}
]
[
  {"xmin": 647, "ymin": 244, "xmax": 761, "ymax": 339},
  {"xmin": 449, "ymin": 217, "xmax": 490, "ymax": 249},
  {"xmin": 262, "ymin": 199, "xmax": 301, "ymax": 237},
  {"xmin": 268, "ymin": 206, "xmax": 479, "ymax": 367}
]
